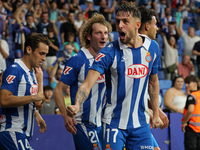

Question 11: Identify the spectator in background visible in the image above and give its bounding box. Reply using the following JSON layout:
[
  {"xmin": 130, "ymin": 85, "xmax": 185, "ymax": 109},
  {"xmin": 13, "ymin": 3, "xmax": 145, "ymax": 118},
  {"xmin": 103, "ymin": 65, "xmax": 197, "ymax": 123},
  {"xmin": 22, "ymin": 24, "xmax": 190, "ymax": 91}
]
[
  {"xmin": 46, "ymin": 0, "xmax": 64, "ymax": 26},
  {"xmin": 156, "ymin": 0, "xmax": 167, "ymax": 23},
  {"xmin": 192, "ymin": 40, "xmax": 200, "ymax": 79},
  {"xmin": 32, "ymin": 1, "xmax": 43, "ymax": 24},
  {"xmin": 0, "ymin": 0, "xmax": 7, "ymax": 39},
  {"xmin": 99, "ymin": 0, "xmax": 117, "ymax": 22},
  {"xmin": 161, "ymin": 7, "xmax": 176, "ymax": 33},
  {"xmin": 24, "ymin": 13, "xmax": 37, "ymax": 37},
  {"xmin": 0, "ymin": 39, "xmax": 9, "ymax": 72},
  {"xmin": 178, "ymin": 18, "xmax": 200, "ymax": 65},
  {"xmin": 164, "ymin": 75, "xmax": 187, "ymax": 113},
  {"xmin": 2, "ymin": 0, "xmax": 13, "ymax": 14},
  {"xmin": 43, "ymin": 24, "xmax": 59, "ymax": 70},
  {"xmin": 84, "ymin": 0, "xmax": 98, "ymax": 19},
  {"xmin": 69, "ymin": 0, "xmax": 81, "ymax": 16},
  {"xmin": 63, "ymin": 44, "xmax": 74, "ymax": 59},
  {"xmin": 178, "ymin": 54, "xmax": 195, "ymax": 79},
  {"xmin": 75, "ymin": 12, "xmax": 84, "ymax": 30},
  {"xmin": 47, "ymin": 57, "xmax": 64, "ymax": 91},
  {"xmin": 36, "ymin": 12, "xmax": 58, "ymax": 37},
  {"xmin": 40, "ymin": 85, "xmax": 60, "ymax": 114},
  {"xmin": 60, "ymin": 12, "xmax": 78, "ymax": 44},
  {"xmin": 162, "ymin": 34, "xmax": 179, "ymax": 80},
  {"xmin": 64, "ymin": 85, "xmax": 71, "ymax": 107},
  {"xmin": 62, "ymin": 32, "xmax": 80, "ymax": 54},
  {"xmin": 11, "ymin": 3, "xmax": 27, "ymax": 57},
  {"xmin": 165, "ymin": 22, "xmax": 180, "ymax": 42},
  {"xmin": 182, "ymin": 75, "xmax": 200, "ymax": 150},
  {"xmin": 60, "ymin": 2, "xmax": 69, "ymax": 21},
  {"xmin": 175, "ymin": 3, "xmax": 182, "ymax": 27}
]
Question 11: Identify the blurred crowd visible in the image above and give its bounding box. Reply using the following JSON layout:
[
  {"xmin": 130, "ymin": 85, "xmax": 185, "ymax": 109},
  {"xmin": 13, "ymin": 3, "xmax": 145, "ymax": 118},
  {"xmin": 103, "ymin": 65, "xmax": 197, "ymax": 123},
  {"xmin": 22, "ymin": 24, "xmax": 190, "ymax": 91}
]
[{"xmin": 1, "ymin": 0, "xmax": 200, "ymax": 113}]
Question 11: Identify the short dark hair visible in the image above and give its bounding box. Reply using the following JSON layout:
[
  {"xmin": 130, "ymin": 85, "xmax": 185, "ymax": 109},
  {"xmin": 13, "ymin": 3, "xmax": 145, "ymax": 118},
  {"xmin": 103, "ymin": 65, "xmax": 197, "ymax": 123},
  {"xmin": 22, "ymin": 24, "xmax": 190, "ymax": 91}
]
[
  {"xmin": 185, "ymin": 75, "xmax": 199, "ymax": 84},
  {"xmin": 138, "ymin": 6, "xmax": 156, "ymax": 31},
  {"xmin": 116, "ymin": 2, "xmax": 141, "ymax": 20},
  {"xmin": 43, "ymin": 85, "xmax": 53, "ymax": 91},
  {"xmin": 24, "ymin": 33, "xmax": 50, "ymax": 54}
]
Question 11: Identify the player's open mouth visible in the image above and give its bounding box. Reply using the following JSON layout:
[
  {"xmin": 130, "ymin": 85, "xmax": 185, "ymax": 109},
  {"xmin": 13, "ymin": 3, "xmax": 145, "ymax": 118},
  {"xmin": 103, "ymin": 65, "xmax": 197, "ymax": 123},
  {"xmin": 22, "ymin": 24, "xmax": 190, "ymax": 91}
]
[
  {"xmin": 119, "ymin": 32, "xmax": 125, "ymax": 39},
  {"xmin": 100, "ymin": 41, "xmax": 106, "ymax": 44}
]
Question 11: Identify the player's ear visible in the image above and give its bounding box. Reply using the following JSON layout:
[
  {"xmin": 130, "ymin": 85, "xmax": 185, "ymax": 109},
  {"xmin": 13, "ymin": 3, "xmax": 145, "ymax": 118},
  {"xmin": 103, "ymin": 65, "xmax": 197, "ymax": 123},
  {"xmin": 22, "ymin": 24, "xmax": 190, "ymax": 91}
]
[
  {"xmin": 87, "ymin": 34, "xmax": 91, "ymax": 41},
  {"xmin": 26, "ymin": 46, "xmax": 32, "ymax": 54},
  {"xmin": 136, "ymin": 20, "xmax": 141, "ymax": 30},
  {"xmin": 145, "ymin": 23, "xmax": 150, "ymax": 31}
]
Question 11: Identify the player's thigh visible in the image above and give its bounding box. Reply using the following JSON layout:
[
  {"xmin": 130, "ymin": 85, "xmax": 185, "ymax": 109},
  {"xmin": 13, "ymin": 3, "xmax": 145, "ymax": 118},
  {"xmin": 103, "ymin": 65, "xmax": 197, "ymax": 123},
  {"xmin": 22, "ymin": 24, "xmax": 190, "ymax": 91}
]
[
  {"xmin": 126, "ymin": 124, "xmax": 153, "ymax": 150},
  {"xmin": 73, "ymin": 123, "xmax": 102, "ymax": 150},
  {"xmin": 0, "ymin": 131, "xmax": 31, "ymax": 150},
  {"xmin": 102, "ymin": 123, "xmax": 126, "ymax": 150}
]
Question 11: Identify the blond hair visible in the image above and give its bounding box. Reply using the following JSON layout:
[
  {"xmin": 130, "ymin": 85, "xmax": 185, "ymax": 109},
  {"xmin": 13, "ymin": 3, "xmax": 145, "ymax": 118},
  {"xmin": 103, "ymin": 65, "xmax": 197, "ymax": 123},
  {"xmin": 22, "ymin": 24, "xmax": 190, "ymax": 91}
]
[{"xmin": 80, "ymin": 13, "xmax": 112, "ymax": 48}]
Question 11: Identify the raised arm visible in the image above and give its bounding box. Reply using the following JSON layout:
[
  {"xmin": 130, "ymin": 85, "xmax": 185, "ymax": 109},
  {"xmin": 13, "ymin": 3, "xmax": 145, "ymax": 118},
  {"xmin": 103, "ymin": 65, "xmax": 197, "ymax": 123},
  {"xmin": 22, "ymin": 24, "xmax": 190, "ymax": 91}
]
[
  {"xmin": 67, "ymin": 69, "xmax": 100, "ymax": 115},
  {"xmin": 178, "ymin": 17, "xmax": 184, "ymax": 35}
]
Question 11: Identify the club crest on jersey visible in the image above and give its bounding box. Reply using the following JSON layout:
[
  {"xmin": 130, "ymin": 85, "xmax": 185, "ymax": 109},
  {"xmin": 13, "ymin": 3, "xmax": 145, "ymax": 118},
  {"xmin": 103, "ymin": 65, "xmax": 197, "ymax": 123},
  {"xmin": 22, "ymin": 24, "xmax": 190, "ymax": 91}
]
[
  {"xmin": 64, "ymin": 66, "xmax": 72, "ymax": 75},
  {"xmin": 145, "ymin": 52, "xmax": 152, "ymax": 62},
  {"xmin": 30, "ymin": 84, "xmax": 38, "ymax": 95},
  {"xmin": 6, "ymin": 75, "xmax": 16, "ymax": 84},
  {"xmin": 105, "ymin": 144, "xmax": 112, "ymax": 150},
  {"xmin": 125, "ymin": 64, "xmax": 149, "ymax": 78},
  {"xmin": 96, "ymin": 74, "xmax": 105, "ymax": 83},
  {"xmin": 93, "ymin": 143, "xmax": 100, "ymax": 150},
  {"xmin": 95, "ymin": 53, "xmax": 105, "ymax": 62}
]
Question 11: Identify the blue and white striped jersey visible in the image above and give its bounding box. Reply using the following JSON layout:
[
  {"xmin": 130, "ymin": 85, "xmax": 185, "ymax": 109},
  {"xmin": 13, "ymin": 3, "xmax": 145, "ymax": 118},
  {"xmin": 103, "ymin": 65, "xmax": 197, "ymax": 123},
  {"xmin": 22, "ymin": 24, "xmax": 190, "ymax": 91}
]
[
  {"xmin": 0, "ymin": 60, "xmax": 37, "ymax": 137},
  {"xmin": 59, "ymin": 47, "xmax": 106, "ymax": 127},
  {"xmin": 91, "ymin": 35, "xmax": 160, "ymax": 129}
]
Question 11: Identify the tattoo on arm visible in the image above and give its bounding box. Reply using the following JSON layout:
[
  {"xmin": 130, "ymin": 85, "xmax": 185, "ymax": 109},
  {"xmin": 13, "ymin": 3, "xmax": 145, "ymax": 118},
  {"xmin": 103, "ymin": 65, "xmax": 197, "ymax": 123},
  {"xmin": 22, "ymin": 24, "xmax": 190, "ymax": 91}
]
[{"xmin": 77, "ymin": 90, "xmax": 88, "ymax": 106}]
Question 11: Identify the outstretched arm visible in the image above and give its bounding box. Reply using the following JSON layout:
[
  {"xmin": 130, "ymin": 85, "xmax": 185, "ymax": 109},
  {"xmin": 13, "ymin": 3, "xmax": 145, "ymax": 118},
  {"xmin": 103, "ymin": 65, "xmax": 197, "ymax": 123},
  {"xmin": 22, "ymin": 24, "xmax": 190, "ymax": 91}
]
[{"xmin": 67, "ymin": 69, "xmax": 100, "ymax": 115}]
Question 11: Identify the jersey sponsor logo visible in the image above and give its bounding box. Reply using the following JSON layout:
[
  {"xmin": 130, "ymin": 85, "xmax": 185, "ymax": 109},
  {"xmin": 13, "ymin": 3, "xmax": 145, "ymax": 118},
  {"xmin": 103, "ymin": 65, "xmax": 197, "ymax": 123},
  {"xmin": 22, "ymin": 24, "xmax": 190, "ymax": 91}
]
[
  {"xmin": 64, "ymin": 66, "xmax": 73, "ymax": 75},
  {"xmin": 30, "ymin": 84, "xmax": 38, "ymax": 95},
  {"xmin": 96, "ymin": 74, "xmax": 105, "ymax": 83},
  {"xmin": 6, "ymin": 75, "xmax": 16, "ymax": 84},
  {"xmin": 93, "ymin": 143, "xmax": 100, "ymax": 150},
  {"xmin": 145, "ymin": 52, "xmax": 152, "ymax": 62},
  {"xmin": 140, "ymin": 145, "xmax": 153, "ymax": 149},
  {"xmin": 95, "ymin": 53, "xmax": 105, "ymax": 62},
  {"xmin": 125, "ymin": 64, "xmax": 149, "ymax": 78}
]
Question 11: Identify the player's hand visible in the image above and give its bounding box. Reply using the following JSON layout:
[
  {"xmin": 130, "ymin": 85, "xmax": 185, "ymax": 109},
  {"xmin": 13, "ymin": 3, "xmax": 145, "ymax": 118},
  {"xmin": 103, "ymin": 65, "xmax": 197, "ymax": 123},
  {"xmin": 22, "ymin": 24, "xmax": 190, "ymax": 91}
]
[
  {"xmin": 66, "ymin": 105, "xmax": 79, "ymax": 117},
  {"xmin": 159, "ymin": 109, "xmax": 169, "ymax": 129},
  {"xmin": 64, "ymin": 113, "xmax": 77, "ymax": 135},
  {"xmin": 35, "ymin": 111, "xmax": 47, "ymax": 133},
  {"xmin": 152, "ymin": 116, "xmax": 163, "ymax": 129},
  {"xmin": 35, "ymin": 67, "xmax": 43, "ymax": 84},
  {"xmin": 33, "ymin": 92, "xmax": 45, "ymax": 102}
]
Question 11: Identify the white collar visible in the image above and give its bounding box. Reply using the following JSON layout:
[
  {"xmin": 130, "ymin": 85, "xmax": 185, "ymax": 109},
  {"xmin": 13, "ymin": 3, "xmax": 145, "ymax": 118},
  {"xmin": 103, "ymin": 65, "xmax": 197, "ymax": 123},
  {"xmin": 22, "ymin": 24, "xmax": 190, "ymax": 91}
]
[{"xmin": 118, "ymin": 34, "xmax": 151, "ymax": 51}]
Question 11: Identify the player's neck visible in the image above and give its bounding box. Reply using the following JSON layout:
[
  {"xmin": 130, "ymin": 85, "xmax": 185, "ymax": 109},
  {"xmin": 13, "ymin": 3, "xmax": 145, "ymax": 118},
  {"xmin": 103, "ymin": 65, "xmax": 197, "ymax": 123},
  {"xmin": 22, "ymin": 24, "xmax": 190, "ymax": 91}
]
[
  {"xmin": 87, "ymin": 46, "xmax": 99, "ymax": 57},
  {"xmin": 126, "ymin": 34, "xmax": 143, "ymax": 48},
  {"xmin": 21, "ymin": 56, "xmax": 33, "ymax": 71}
]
